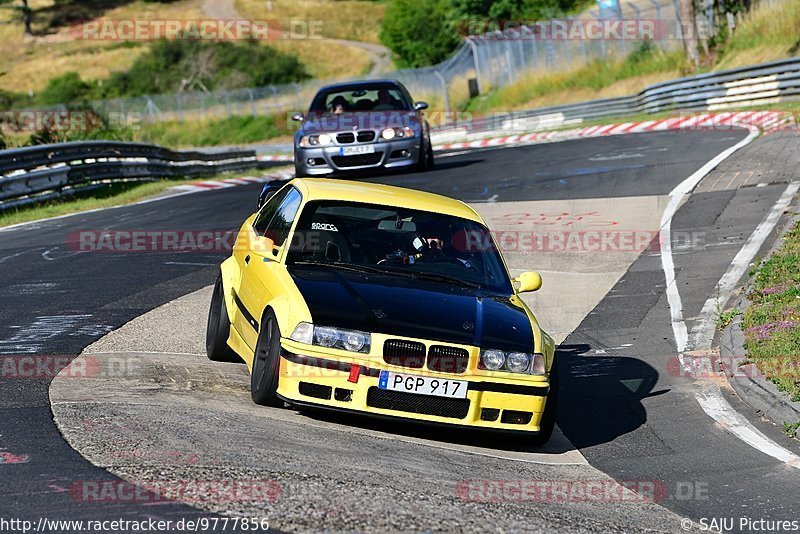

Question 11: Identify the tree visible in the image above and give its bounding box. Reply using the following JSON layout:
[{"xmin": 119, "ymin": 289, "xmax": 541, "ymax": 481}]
[
  {"xmin": 679, "ymin": 0, "xmax": 700, "ymax": 66},
  {"xmin": 379, "ymin": 0, "xmax": 461, "ymax": 68},
  {"xmin": 0, "ymin": 0, "xmax": 32, "ymax": 35}
]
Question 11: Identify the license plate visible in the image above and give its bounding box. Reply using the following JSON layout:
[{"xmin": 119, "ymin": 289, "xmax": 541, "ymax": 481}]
[
  {"xmin": 378, "ymin": 370, "xmax": 467, "ymax": 399},
  {"xmin": 340, "ymin": 144, "xmax": 375, "ymax": 156}
]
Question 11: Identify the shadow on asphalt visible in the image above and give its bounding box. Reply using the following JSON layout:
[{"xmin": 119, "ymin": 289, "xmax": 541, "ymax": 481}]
[
  {"xmin": 322, "ymin": 158, "xmax": 485, "ymax": 181},
  {"xmin": 293, "ymin": 406, "xmax": 576, "ymax": 454},
  {"xmin": 555, "ymin": 344, "xmax": 667, "ymax": 449}
]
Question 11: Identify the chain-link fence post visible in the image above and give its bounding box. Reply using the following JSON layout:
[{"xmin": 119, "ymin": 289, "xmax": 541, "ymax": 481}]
[
  {"xmin": 466, "ymin": 38, "xmax": 484, "ymax": 95},
  {"xmin": 432, "ymin": 70, "xmax": 450, "ymax": 115}
]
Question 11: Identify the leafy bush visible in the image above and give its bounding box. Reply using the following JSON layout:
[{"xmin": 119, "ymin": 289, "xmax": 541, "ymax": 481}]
[
  {"xmin": 99, "ymin": 40, "xmax": 309, "ymax": 98},
  {"xmin": 379, "ymin": 0, "xmax": 460, "ymax": 68},
  {"xmin": 139, "ymin": 114, "xmax": 289, "ymax": 147},
  {"xmin": 380, "ymin": 0, "xmax": 592, "ymax": 68},
  {"xmin": 30, "ymin": 40, "xmax": 309, "ymax": 106},
  {"xmin": 38, "ymin": 72, "xmax": 91, "ymax": 105}
]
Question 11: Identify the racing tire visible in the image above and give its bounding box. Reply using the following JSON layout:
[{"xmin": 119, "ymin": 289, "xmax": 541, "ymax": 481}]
[
  {"xmin": 530, "ymin": 358, "xmax": 559, "ymax": 446},
  {"xmin": 250, "ymin": 308, "xmax": 283, "ymax": 407},
  {"xmin": 206, "ymin": 275, "xmax": 240, "ymax": 363},
  {"xmin": 294, "ymin": 163, "xmax": 307, "ymax": 178},
  {"xmin": 415, "ymin": 138, "xmax": 434, "ymax": 172}
]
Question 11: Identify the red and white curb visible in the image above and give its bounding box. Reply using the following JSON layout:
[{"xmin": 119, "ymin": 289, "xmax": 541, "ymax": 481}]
[
  {"xmin": 172, "ymin": 168, "xmax": 294, "ymax": 194},
  {"xmin": 250, "ymin": 111, "xmax": 792, "ymax": 160},
  {"xmin": 436, "ymin": 111, "xmax": 794, "ymax": 151},
  {"xmin": 256, "ymin": 154, "xmax": 293, "ymax": 162},
  {"xmin": 175, "ymin": 111, "xmax": 793, "ymax": 195}
]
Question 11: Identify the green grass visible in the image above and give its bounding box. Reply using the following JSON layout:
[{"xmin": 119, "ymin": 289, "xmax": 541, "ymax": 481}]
[
  {"xmin": 467, "ymin": 44, "xmax": 686, "ymax": 112},
  {"xmin": 138, "ymin": 115, "xmax": 292, "ymax": 148},
  {"xmin": 742, "ymin": 219, "xmax": 800, "ymax": 401},
  {"xmin": 716, "ymin": 306, "xmax": 741, "ymax": 330},
  {"xmin": 0, "ymin": 177, "xmax": 198, "ymax": 228},
  {"xmin": 1, "ymin": 114, "xmax": 293, "ymax": 150}
]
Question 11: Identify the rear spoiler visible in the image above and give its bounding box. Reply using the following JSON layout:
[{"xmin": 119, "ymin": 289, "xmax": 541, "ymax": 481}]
[{"xmin": 257, "ymin": 178, "xmax": 293, "ymax": 209}]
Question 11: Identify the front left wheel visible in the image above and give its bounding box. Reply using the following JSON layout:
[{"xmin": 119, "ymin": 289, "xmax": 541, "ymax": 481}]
[
  {"xmin": 251, "ymin": 308, "xmax": 283, "ymax": 406},
  {"xmin": 206, "ymin": 275, "xmax": 240, "ymax": 363}
]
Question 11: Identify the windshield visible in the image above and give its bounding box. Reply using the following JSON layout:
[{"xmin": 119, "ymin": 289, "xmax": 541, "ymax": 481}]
[
  {"xmin": 309, "ymin": 84, "xmax": 410, "ymax": 113},
  {"xmin": 286, "ymin": 200, "xmax": 512, "ymax": 294}
]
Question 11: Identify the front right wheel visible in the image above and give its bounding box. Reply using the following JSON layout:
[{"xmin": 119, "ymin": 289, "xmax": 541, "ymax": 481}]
[
  {"xmin": 250, "ymin": 308, "xmax": 283, "ymax": 407},
  {"xmin": 530, "ymin": 359, "xmax": 559, "ymax": 446},
  {"xmin": 415, "ymin": 138, "xmax": 434, "ymax": 172}
]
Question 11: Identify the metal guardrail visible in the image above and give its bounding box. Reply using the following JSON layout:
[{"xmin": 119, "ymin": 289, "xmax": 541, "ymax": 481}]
[
  {"xmin": 0, "ymin": 141, "xmax": 259, "ymax": 211},
  {"xmin": 2, "ymin": 57, "xmax": 797, "ymax": 211},
  {"xmin": 461, "ymin": 57, "xmax": 800, "ymax": 134}
]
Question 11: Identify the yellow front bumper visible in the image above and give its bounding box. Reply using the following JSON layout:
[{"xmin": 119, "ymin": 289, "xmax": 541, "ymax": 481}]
[{"xmin": 275, "ymin": 340, "xmax": 551, "ymax": 433}]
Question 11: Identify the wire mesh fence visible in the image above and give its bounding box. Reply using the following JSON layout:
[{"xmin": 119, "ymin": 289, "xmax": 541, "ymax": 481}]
[{"xmin": 36, "ymin": 0, "xmax": 744, "ymax": 126}]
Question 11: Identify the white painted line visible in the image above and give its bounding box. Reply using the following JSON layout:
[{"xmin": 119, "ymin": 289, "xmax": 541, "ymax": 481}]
[
  {"xmin": 695, "ymin": 384, "xmax": 800, "ymax": 469},
  {"xmin": 658, "ymin": 131, "xmax": 800, "ymax": 471},
  {"xmin": 691, "ymin": 181, "xmax": 800, "ymax": 349},
  {"xmin": 659, "ymin": 126, "xmax": 759, "ymax": 353}
]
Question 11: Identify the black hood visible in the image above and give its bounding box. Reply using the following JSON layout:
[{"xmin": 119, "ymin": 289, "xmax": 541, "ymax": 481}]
[{"xmin": 289, "ymin": 266, "xmax": 534, "ymax": 352}]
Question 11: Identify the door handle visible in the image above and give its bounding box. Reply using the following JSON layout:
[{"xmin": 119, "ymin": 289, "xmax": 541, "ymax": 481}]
[{"xmin": 244, "ymin": 255, "xmax": 251, "ymax": 265}]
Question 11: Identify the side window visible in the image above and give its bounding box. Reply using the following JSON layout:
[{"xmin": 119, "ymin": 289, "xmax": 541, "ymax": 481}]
[
  {"xmin": 263, "ymin": 187, "xmax": 303, "ymax": 247},
  {"xmin": 253, "ymin": 186, "xmax": 290, "ymax": 235}
]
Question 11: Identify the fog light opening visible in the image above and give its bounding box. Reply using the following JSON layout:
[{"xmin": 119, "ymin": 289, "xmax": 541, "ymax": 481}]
[
  {"xmin": 334, "ymin": 388, "xmax": 353, "ymax": 402},
  {"xmin": 480, "ymin": 408, "xmax": 500, "ymax": 422}
]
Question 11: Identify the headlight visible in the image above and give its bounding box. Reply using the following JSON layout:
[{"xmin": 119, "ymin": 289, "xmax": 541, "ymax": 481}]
[
  {"xmin": 506, "ymin": 352, "xmax": 530, "ymax": 373},
  {"xmin": 289, "ymin": 322, "xmax": 370, "ymax": 353},
  {"xmin": 480, "ymin": 349, "xmax": 505, "ymax": 370},
  {"xmin": 314, "ymin": 326, "xmax": 338, "ymax": 347},
  {"xmin": 380, "ymin": 127, "xmax": 416, "ymax": 140},
  {"xmin": 480, "ymin": 349, "xmax": 546, "ymax": 375},
  {"xmin": 299, "ymin": 134, "xmax": 334, "ymax": 147},
  {"xmin": 342, "ymin": 330, "xmax": 368, "ymax": 352}
]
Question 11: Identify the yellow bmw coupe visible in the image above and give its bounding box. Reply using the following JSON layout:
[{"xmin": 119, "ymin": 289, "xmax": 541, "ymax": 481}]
[{"xmin": 206, "ymin": 178, "xmax": 558, "ymax": 444}]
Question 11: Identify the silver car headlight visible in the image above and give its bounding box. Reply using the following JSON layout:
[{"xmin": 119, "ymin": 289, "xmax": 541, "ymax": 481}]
[
  {"xmin": 380, "ymin": 127, "xmax": 415, "ymax": 140},
  {"xmin": 299, "ymin": 133, "xmax": 334, "ymax": 147},
  {"xmin": 479, "ymin": 349, "xmax": 545, "ymax": 375},
  {"xmin": 289, "ymin": 322, "xmax": 370, "ymax": 353}
]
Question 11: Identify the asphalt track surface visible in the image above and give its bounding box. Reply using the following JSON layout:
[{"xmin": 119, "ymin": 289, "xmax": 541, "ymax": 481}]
[{"xmin": 1, "ymin": 129, "xmax": 799, "ymax": 531}]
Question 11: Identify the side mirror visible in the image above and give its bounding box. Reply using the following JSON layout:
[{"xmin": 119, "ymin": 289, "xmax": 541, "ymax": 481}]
[
  {"xmin": 514, "ymin": 271, "xmax": 542, "ymax": 293},
  {"xmin": 291, "ymin": 112, "xmax": 304, "ymax": 122},
  {"xmin": 413, "ymin": 101, "xmax": 428, "ymax": 111},
  {"xmin": 252, "ymin": 235, "xmax": 279, "ymax": 258}
]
